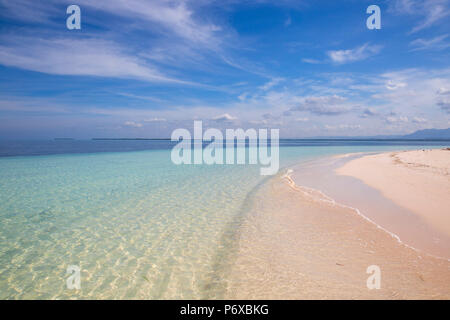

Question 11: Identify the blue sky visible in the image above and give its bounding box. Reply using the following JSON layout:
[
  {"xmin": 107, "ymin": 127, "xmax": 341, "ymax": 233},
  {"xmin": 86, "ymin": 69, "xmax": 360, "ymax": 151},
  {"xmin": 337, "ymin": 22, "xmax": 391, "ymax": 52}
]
[{"xmin": 0, "ymin": 0, "xmax": 449, "ymax": 138}]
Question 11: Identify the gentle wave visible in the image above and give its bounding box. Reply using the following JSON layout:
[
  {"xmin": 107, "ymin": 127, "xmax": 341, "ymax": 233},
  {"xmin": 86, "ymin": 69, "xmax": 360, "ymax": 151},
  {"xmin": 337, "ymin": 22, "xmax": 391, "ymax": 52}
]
[{"xmin": 281, "ymin": 167, "xmax": 450, "ymax": 262}]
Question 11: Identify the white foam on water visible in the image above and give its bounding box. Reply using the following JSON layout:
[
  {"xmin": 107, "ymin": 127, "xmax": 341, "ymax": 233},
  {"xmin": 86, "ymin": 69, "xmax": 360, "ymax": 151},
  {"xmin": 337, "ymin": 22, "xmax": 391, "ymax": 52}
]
[{"xmin": 281, "ymin": 167, "xmax": 450, "ymax": 262}]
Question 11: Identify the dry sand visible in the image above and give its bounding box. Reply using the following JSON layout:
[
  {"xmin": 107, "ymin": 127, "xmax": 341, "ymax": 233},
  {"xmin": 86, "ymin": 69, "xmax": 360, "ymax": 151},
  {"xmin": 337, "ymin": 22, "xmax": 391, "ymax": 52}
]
[{"xmin": 336, "ymin": 149, "xmax": 450, "ymax": 238}]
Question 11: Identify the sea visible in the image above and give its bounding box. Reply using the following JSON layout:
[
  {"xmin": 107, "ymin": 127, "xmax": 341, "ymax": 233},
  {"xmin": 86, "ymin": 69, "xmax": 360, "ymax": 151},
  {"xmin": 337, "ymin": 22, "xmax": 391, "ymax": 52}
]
[{"xmin": 0, "ymin": 139, "xmax": 448, "ymax": 299}]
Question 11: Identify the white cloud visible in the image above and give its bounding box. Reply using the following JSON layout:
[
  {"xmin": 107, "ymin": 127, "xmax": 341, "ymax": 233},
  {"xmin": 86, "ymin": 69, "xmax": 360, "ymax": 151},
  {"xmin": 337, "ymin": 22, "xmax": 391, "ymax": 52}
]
[
  {"xmin": 385, "ymin": 116, "xmax": 409, "ymax": 124},
  {"xmin": 0, "ymin": 36, "xmax": 191, "ymax": 84},
  {"xmin": 374, "ymin": 69, "xmax": 450, "ymax": 119},
  {"xmin": 327, "ymin": 43, "xmax": 382, "ymax": 64},
  {"xmin": 412, "ymin": 116, "xmax": 428, "ymax": 123},
  {"xmin": 117, "ymin": 93, "xmax": 164, "ymax": 102},
  {"xmin": 144, "ymin": 118, "xmax": 167, "ymax": 122},
  {"xmin": 238, "ymin": 92, "xmax": 249, "ymax": 101},
  {"xmin": 302, "ymin": 58, "xmax": 322, "ymax": 64},
  {"xmin": 386, "ymin": 80, "xmax": 407, "ymax": 90},
  {"xmin": 248, "ymin": 119, "xmax": 268, "ymax": 125},
  {"xmin": 410, "ymin": 34, "xmax": 450, "ymax": 51},
  {"xmin": 124, "ymin": 121, "xmax": 143, "ymax": 128},
  {"xmin": 324, "ymin": 124, "xmax": 362, "ymax": 130},
  {"xmin": 437, "ymin": 87, "xmax": 450, "ymax": 95},
  {"xmin": 77, "ymin": 0, "xmax": 223, "ymax": 57},
  {"xmin": 290, "ymin": 95, "xmax": 354, "ymax": 115},
  {"xmin": 12, "ymin": 0, "xmax": 223, "ymax": 47},
  {"xmin": 390, "ymin": 0, "xmax": 450, "ymax": 33},
  {"xmin": 411, "ymin": 1, "xmax": 449, "ymax": 33},
  {"xmin": 389, "ymin": 0, "xmax": 416, "ymax": 14},
  {"xmin": 0, "ymin": 0, "xmax": 237, "ymax": 86},
  {"xmin": 259, "ymin": 78, "xmax": 284, "ymax": 91},
  {"xmin": 212, "ymin": 113, "xmax": 237, "ymax": 122}
]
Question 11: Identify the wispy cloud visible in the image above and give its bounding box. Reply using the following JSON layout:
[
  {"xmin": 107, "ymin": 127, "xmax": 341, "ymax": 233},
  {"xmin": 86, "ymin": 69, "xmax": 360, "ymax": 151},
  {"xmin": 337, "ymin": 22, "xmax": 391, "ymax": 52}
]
[
  {"xmin": 259, "ymin": 78, "xmax": 284, "ymax": 91},
  {"xmin": 412, "ymin": 116, "xmax": 428, "ymax": 123},
  {"xmin": 390, "ymin": 0, "xmax": 450, "ymax": 33},
  {"xmin": 0, "ymin": 36, "xmax": 192, "ymax": 84},
  {"xmin": 124, "ymin": 121, "xmax": 143, "ymax": 128},
  {"xmin": 411, "ymin": 0, "xmax": 449, "ymax": 33},
  {"xmin": 0, "ymin": 0, "xmax": 245, "ymax": 87},
  {"xmin": 327, "ymin": 43, "xmax": 382, "ymax": 64},
  {"xmin": 212, "ymin": 113, "xmax": 238, "ymax": 122},
  {"xmin": 1, "ymin": 0, "xmax": 222, "ymax": 47},
  {"xmin": 437, "ymin": 87, "xmax": 450, "ymax": 95},
  {"xmin": 290, "ymin": 95, "xmax": 354, "ymax": 115},
  {"xmin": 324, "ymin": 124, "xmax": 362, "ymax": 130},
  {"xmin": 76, "ymin": 0, "xmax": 222, "ymax": 46},
  {"xmin": 144, "ymin": 117, "xmax": 167, "ymax": 122},
  {"xmin": 0, "ymin": 0, "xmax": 60, "ymax": 23},
  {"xmin": 116, "ymin": 92, "xmax": 165, "ymax": 102},
  {"xmin": 385, "ymin": 115, "xmax": 409, "ymax": 124},
  {"xmin": 302, "ymin": 58, "xmax": 322, "ymax": 64},
  {"xmin": 410, "ymin": 34, "xmax": 450, "ymax": 51},
  {"xmin": 373, "ymin": 68, "xmax": 450, "ymax": 121},
  {"xmin": 385, "ymin": 80, "xmax": 407, "ymax": 90}
]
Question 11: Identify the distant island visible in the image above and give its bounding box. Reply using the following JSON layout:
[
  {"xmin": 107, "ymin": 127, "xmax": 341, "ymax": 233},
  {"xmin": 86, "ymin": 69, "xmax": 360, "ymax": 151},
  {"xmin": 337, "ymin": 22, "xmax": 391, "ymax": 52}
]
[
  {"xmin": 305, "ymin": 128, "xmax": 450, "ymax": 140},
  {"xmin": 401, "ymin": 128, "xmax": 450, "ymax": 139}
]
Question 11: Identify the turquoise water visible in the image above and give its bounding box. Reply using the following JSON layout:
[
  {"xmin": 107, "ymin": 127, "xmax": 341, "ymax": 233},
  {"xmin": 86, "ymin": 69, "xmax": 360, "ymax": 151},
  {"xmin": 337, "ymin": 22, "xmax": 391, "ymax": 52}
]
[{"xmin": 0, "ymin": 142, "xmax": 447, "ymax": 299}]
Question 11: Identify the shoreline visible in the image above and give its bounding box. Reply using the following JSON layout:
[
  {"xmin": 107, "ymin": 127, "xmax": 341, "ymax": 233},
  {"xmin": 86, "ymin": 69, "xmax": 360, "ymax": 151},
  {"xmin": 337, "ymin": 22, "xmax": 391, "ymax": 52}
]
[
  {"xmin": 226, "ymin": 148, "xmax": 450, "ymax": 299},
  {"xmin": 284, "ymin": 163, "xmax": 450, "ymax": 262},
  {"xmin": 287, "ymin": 149, "xmax": 450, "ymax": 260},
  {"xmin": 336, "ymin": 148, "xmax": 450, "ymax": 259}
]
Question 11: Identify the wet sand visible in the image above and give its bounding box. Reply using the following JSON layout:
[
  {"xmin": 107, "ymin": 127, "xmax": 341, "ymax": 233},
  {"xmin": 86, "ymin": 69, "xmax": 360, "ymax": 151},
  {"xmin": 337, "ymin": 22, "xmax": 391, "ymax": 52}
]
[
  {"xmin": 226, "ymin": 151, "xmax": 450, "ymax": 299},
  {"xmin": 337, "ymin": 149, "xmax": 450, "ymax": 239}
]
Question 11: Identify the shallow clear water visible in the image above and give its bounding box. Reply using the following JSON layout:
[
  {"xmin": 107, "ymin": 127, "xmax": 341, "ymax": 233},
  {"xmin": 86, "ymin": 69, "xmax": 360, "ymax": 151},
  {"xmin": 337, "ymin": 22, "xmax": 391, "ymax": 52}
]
[{"xmin": 0, "ymin": 140, "xmax": 447, "ymax": 299}]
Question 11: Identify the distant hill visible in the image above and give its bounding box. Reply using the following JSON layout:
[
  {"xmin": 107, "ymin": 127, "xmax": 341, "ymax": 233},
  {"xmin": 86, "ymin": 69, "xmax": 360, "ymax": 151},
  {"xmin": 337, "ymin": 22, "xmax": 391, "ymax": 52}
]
[
  {"xmin": 307, "ymin": 128, "xmax": 450, "ymax": 140},
  {"xmin": 401, "ymin": 128, "xmax": 450, "ymax": 139}
]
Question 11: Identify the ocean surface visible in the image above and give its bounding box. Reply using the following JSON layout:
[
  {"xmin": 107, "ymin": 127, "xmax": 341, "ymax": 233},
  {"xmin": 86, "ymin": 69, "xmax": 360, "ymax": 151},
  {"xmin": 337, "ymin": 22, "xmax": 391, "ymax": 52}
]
[{"xmin": 0, "ymin": 139, "xmax": 448, "ymax": 299}]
